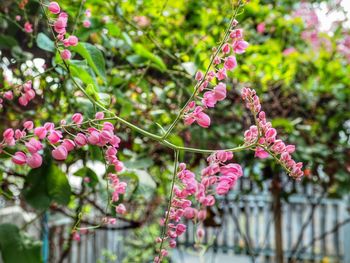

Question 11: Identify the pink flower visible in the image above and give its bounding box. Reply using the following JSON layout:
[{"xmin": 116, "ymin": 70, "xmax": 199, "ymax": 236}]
[
  {"xmin": 87, "ymin": 131, "xmax": 100, "ymax": 145},
  {"xmin": 67, "ymin": 35, "xmax": 78, "ymax": 46},
  {"xmin": 195, "ymin": 107, "xmax": 211, "ymax": 128},
  {"xmin": 175, "ymin": 224, "xmax": 186, "ymax": 236},
  {"xmin": 18, "ymin": 95, "xmax": 29, "ymax": 106},
  {"xmin": 202, "ymin": 92, "xmax": 217, "ymax": 108},
  {"xmin": 15, "ymin": 15, "xmax": 21, "ymax": 21},
  {"xmin": 74, "ymin": 133, "xmax": 87, "ymax": 146},
  {"xmin": 197, "ymin": 228, "xmax": 205, "ymax": 239},
  {"xmin": 220, "ymin": 163, "xmax": 243, "ymax": 177},
  {"xmin": 62, "ymin": 139, "xmax": 75, "ymax": 151},
  {"xmin": 95, "ymin": 112, "xmax": 104, "ymax": 119},
  {"xmin": 3, "ymin": 128, "xmax": 14, "ymax": 141},
  {"xmin": 72, "ymin": 232, "xmax": 80, "ymax": 242},
  {"xmin": 222, "ymin": 43, "xmax": 230, "ymax": 54},
  {"xmin": 283, "ymin": 47, "xmax": 296, "ymax": 56},
  {"xmin": 197, "ymin": 210, "xmax": 207, "ymax": 221},
  {"xmin": 233, "ymin": 40, "xmax": 249, "ymax": 54},
  {"xmin": 12, "ymin": 151, "xmax": 27, "ymax": 165},
  {"xmin": 47, "ymin": 130, "xmax": 62, "ymax": 144},
  {"xmin": 257, "ymin": 22, "xmax": 265, "ymax": 34},
  {"xmin": 26, "ymin": 153, "xmax": 42, "ymax": 168},
  {"xmin": 48, "ymin": 2, "xmax": 60, "ymax": 14},
  {"xmin": 213, "ymin": 82, "xmax": 226, "ymax": 101},
  {"xmin": 224, "ymin": 56, "xmax": 237, "ymax": 71},
  {"xmin": 34, "ymin": 127, "xmax": 47, "ymax": 139},
  {"xmin": 61, "ymin": 49, "xmax": 71, "ymax": 60},
  {"xmin": 83, "ymin": 20, "xmax": 91, "ymax": 28},
  {"xmin": 52, "ymin": 145, "xmax": 68, "ymax": 160},
  {"xmin": 24, "ymin": 22, "xmax": 33, "ymax": 33},
  {"xmin": 255, "ymin": 147, "xmax": 269, "ymax": 159},
  {"xmin": 183, "ymin": 207, "xmax": 197, "ymax": 219},
  {"xmin": 15, "ymin": 129, "xmax": 25, "ymax": 140},
  {"xmin": 216, "ymin": 68, "xmax": 227, "ymax": 81},
  {"xmin": 54, "ymin": 17, "xmax": 67, "ymax": 34},
  {"xmin": 25, "ymin": 138, "xmax": 43, "ymax": 153},
  {"xmin": 230, "ymin": 28, "xmax": 243, "ymax": 39},
  {"xmin": 3, "ymin": 91, "xmax": 13, "ymax": 100},
  {"xmin": 195, "ymin": 71, "xmax": 203, "ymax": 81},
  {"xmin": 115, "ymin": 204, "xmax": 126, "ymax": 214},
  {"xmin": 23, "ymin": 121, "xmax": 34, "ymax": 130},
  {"xmin": 215, "ymin": 150, "xmax": 233, "ymax": 162},
  {"xmin": 71, "ymin": 113, "xmax": 83, "ymax": 124}
]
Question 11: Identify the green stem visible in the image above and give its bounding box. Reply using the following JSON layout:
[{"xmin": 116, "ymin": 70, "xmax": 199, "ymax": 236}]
[{"xmin": 157, "ymin": 150, "xmax": 179, "ymax": 257}]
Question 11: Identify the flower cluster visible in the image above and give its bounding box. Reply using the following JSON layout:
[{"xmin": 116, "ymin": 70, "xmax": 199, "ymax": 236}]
[
  {"xmin": 47, "ymin": 2, "xmax": 79, "ymax": 60},
  {"xmin": 0, "ymin": 81, "xmax": 36, "ymax": 109},
  {"xmin": 242, "ymin": 87, "xmax": 303, "ymax": 179},
  {"xmin": 184, "ymin": 21, "xmax": 249, "ymax": 128},
  {"xmin": 1, "ymin": 112, "xmax": 123, "ymax": 174},
  {"xmin": 155, "ymin": 151, "xmax": 243, "ymax": 262}
]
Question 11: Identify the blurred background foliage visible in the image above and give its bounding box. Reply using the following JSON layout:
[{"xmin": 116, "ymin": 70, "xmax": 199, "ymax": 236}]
[{"xmin": 0, "ymin": 0, "xmax": 350, "ymax": 262}]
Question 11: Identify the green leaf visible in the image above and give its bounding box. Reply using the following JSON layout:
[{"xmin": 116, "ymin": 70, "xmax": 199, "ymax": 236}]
[
  {"xmin": 74, "ymin": 167, "xmax": 99, "ymax": 187},
  {"xmin": 22, "ymin": 162, "xmax": 71, "ymax": 209},
  {"xmin": 71, "ymin": 42, "xmax": 106, "ymax": 80},
  {"xmin": 0, "ymin": 35, "xmax": 18, "ymax": 49},
  {"xmin": 132, "ymin": 44, "xmax": 167, "ymax": 72},
  {"xmin": 0, "ymin": 224, "xmax": 42, "ymax": 263},
  {"xmin": 69, "ymin": 60, "xmax": 99, "ymax": 93},
  {"xmin": 47, "ymin": 165, "xmax": 71, "ymax": 205},
  {"xmin": 36, "ymin": 33, "xmax": 55, "ymax": 53}
]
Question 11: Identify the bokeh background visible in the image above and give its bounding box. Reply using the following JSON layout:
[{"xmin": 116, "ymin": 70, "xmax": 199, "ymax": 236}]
[{"xmin": 0, "ymin": 0, "xmax": 350, "ymax": 262}]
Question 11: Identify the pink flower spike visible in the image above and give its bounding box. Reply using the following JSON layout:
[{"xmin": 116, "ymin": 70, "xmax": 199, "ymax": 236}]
[
  {"xmin": 61, "ymin": 49, "xmax": 71, "ymax": 60},
  {"xmin": 224, "ymin": 56, "xmax": 237, "ymax": 71},
  {"xmin": 12, "ymin": 151, "xmax": 27, "ymax": 165},
  {"xmin": 52, "ymin": 145, "xmax": 68, "ymax": 160},
  {"xmin": 48, "ymin": 2, "xmax": 60, "ymax": 14},
  {"xmin": 71, "ymin": 113, "xmax": 83, "ymax": 124},
  {"xmin": 26, "ymin": 153, "xmax": 42, "ymax": 168}
]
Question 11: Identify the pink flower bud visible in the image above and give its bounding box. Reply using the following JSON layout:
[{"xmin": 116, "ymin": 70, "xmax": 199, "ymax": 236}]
[
  {"xmin": 52, "ymin": 145, "xmax": 68, "ymax": 160},
  {"xmin": 83, "ymin": 20, "xmax": 91, "ymax": 28},
  {"xmin": 222, "ymin": 43, "xmax": 230, "ymax": 54},
  {"xmin": 62, "ymin": 139, "xmax": 75, "ymax": 151},
  {"xmin": 3, "ymin": 91, "xmax": 13, "ymax": 100},
  {"xmin": 3, "ymin": 128, "xmax": 14, "ymax": 140},
  {"xmin": 115, "ymin": 204, "xmax": 126, "ymax": 214},
  {"xmin": 224, "ymin": 56, "xmax": 237, "ymax": 71},
  {"xmin": 12, "ymin": 151, "xmax": 27, "ymax": 165},
  {"xmin": 61, "ymin": 49, "xmax": 71, "ymax": 60},
  {"xmin": 95, "ymin": 112, "xmax": 104, "ymax": 119},
  {"xmin": 24, "ymin": 22, "xmax": 33, "ymax": 33},
  {"xmin": 25, "ymin": 138, "xmax": 43, "ymax": 153},
  {"xmin": 197, "ymin": 228, "xmax": 205, "ymax": 239},
  {"xmin": 195, "ymin": 71, "xmax": 204, "ymax": 81},
  {"xmin": 23, "ymin": 121, "xmax": 34, "ymax": 130},
  {"xmin": 47, "ymin": 130, "xmax": 62, "ymax": 144},
  {"xmin": 48, "ymin": 2, "xmax": 60, "ymax": 14},
  {"xmin": 34, "ymin": 127, "xmax": 47, "ymax": 139},
  {"xmin": 74, "ymin": 133, "xmax": 87, "ymax": 146},
  {"xmin": 26, "ymin": 153, "xmax": 42, "ymax": 168},
  {"xmin": 71, "ymin": 113, "xmax": 83, "ymax": 124},
  {"xmin": 67, "ymin": 35, "xmax": 78, "ymax": 46}
]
